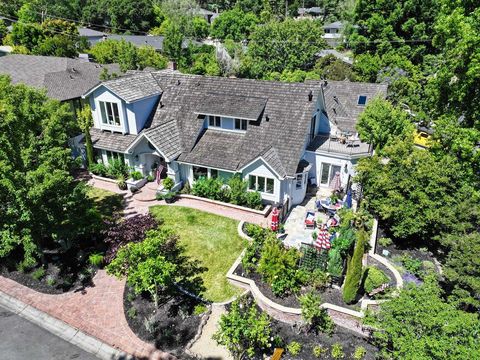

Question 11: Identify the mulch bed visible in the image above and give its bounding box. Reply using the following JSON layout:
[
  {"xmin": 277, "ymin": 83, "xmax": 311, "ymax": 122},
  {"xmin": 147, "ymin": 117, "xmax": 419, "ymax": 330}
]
[
  {"xmin": 123, "ymin": 286, "xmax": 203, "ymax": 358},
  {"xmin": 234, "ymin": 264, "xmax": 361, "ymax": 310},
  {"xmin": 269, "ymin": 320, "xmax": 377, "ymax": 360}
]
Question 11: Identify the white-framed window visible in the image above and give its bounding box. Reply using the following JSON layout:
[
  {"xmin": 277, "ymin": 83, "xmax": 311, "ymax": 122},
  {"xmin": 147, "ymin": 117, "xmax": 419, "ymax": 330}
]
[
  {"xmin": 193, "ymin": 166, "xmax": 208, "ymax": 180},
  {"xmin": 249, "ymin": 175, "xmax": 274, "ymax": 194},
  {"xmin": 99, "ymin": 101, "xmax": 121, "ymax": 126},
  {"xmin": 234, "ymin": 118, "xmax": 248, "ymax": 131},
  {"xmin": 106, "ymin": 150, "xmax": 124, "ymax": 164},
  {"xmin": 208, "ymin": 116, "xmax": 221, "ymax": 127},
  {"xmin": 296, "ymin": 174, "xmax": 303, "ymax": 189},
  {"xmin": 320, "ymin": 163, "xmax": 341, "ymax": 185},
  {"xmin": 210, "ymin": 168, "xmax": 218, "ymax": 178}
]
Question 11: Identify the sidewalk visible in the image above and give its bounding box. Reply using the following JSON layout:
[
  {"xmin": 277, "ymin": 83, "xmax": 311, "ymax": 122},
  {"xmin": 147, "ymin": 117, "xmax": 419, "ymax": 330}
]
[{"xmin": 0, "ymin": 271, "xmax": 173, "ymax": 360}]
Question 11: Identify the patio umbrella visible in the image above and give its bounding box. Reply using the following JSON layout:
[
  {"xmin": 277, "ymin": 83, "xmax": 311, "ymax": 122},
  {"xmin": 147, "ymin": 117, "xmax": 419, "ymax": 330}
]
[
  {"xmin": 330, "ymin": 171, "xmax": 341, "ymax": 192},
  {"xmin": 270, "ymin": 207, "xmax": 279, "ymax": 232},
  {"xmin": 314, "ymin": 225, "xmax": 331, "ymax": 251},
  {"xmin": 345, "ymin": 189, "xmax": 352, "ymax": 209},
  {"xmin": 156, "ymin": 166, "xmax": 163, "ymax": 185}
]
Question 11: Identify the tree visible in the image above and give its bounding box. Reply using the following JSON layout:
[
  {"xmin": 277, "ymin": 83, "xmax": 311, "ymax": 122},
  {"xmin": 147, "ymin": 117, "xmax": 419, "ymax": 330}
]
[
  {"xmin": 313, "ymin": 54, "xmax": 354, "ymax": 81},
  {"xmin": 192, "ymin": 16, "xmax": 209, "ymax": 39},
  {"xmin": 163, "ymin": 21, "xmax": 184, "ymax": 61},
  {"xmin": 365, "ymin": 277, "xmax": 480, "ymax": 359},
  {"xmin": 299, "ymin": 291, "xmax": 335, "ymax": 334},
  {"xmin": 107, "ymin": 228, "xmax": 179, "ymax": 307},
  {"xmin": 213, "ymin": 296, "xmax": 272, "ymax": 359},
  {"xmin": 0, "ymin": 19, "xmax": 8, "ymax": 44},
  {"xmin": 342, "ymin": 229, "xmax": 367, "ymax": 304},
  {"xmin": 441, "ymin": 233, "xmax": 480, "ymax": 311},
  {"xmin": 0, "ymin": 76, "xmax": 97, "ymax": 267},
  {"xmin": 210, "ymin": 7, "xmax": 259, "ymax": 41},
  {"xmin": 356, "ymin": 98, "xmax": 414, "ymax": 150},
  {"xmin": 76, "ymin": 105, "xmax": 95, "ymax": 167},
  {"xmin": 242, "ymin": 19, "xmax": 326, "ymax": 78}
]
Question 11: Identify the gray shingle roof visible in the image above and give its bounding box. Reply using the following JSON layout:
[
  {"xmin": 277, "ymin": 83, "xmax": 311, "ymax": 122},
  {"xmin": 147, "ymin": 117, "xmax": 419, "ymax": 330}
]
[
  {"xmin": 261, "ymin": 147, "xmax": 287, "ymax": 178},
  {"xmin": 145, "ymin": 119, "xmax": 182, "ymax": 160},
  {"xmin": 0, "ymin": 54, "xmax": 120, "ymax": 101},
  {"xmin": 87, "ymin": 35, "xmax": 201, "ymax": 51},
  {"xmin": 90, "ymin": 128, "xmax": 137, "ymax": 152},
  {"xmin": 323, "ymin": 21, "xmax": 344, "ymax": 29},
  {"xmin": 193, "ymin": 93, "xmax": 267, "ymax": 120},
  {"xmin": 315, "ymin": 80, "xmax": 388, "ymax": 133},
  {"xmin": 102, "ymin": 72, "xmax": 162, "ymax": 103},
  {"xmin": 78, "ymin": 27, "xmax": 106, "ymax": 37}
]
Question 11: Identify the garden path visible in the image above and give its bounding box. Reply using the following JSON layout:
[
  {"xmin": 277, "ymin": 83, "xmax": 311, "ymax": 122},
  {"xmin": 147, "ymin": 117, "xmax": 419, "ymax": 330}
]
[{"xmin": 188, "ymin": 305, "xmax": 233, "ymax": 360}]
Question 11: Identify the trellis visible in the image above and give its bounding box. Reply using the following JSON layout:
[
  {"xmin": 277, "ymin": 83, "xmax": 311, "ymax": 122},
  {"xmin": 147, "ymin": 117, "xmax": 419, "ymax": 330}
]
[{"xmin": 299, "ymin": 244, "xmax": 329, "ymax": 271}]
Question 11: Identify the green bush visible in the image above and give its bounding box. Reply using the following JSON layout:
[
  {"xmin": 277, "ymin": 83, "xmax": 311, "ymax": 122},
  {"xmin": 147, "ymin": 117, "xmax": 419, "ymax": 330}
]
[
  {"xmin": 399, "ymin": 253, "xmax": 423, "ymax": 276},
  {"xmin": 333, "ymin": 228, "xmax": 356, "ymax": 256},
  {"xmin": 88, "ymin": 252, "xmax": 104, "ymax": 268},
  {"xmin": 343, "ymin": 230, "xmax": 367, "ymax": 304},
  {"xmin": 313, "ymin": 345, "xmax": 327, "ymax": 358},
  {"xmin": 106, "ymin": 158, "xmax": 129, "ymax": 179},
  {"xmin": 245, "ymin": 190, "xmax": 263, "ymax": 210},
  {"xmin": 363, "ymin": 266, "xmax": 389, "ymax": 294},
  {"xmin": 192, "ymin": 176, "xmax": 223, "ymax": 200},
  {"xmin": 162, "ymin": 177, "xmax": 174, "ymax": 190},
  {"xmin": 299, "ymin": 291, "xmax": 335, "ymax": 334},
  {"xmin": 308, "ymin": 268, "xmax": 331, "ymax": 290},
  {"xmin": 227, "ymin": 175, "xmax": 247, "ymax": 205},
  {"xmin": 353, "ymin": 346, "xmax": 367, "ymax": 359},
  {"xmin": 242, "ymin": 228, "xmax": 271, "ymax": 273},
  {"xmin": 147, "ymin": 174, "xmax": 154, "ymax": 182},
  {"xmin": 327, "ymin": 248, "xmax": 343, "ymax": 277},
  {"xmin": 31, "ymin": 267, "xmax": 46, "ymax": 280},
  {"xmin": 127, "ymin": 306, "xmax": 137, "ymax": 319},
  {"xmin": 287, "ymin": 341, "xmax": 302, "ymax": 356},
  {"xmin": 89, "ymin": 163, "xmax": 107, "ymax": 177},
  {"xmin": 130, "ymin": 171, "xmax": 143, "ymax": 180},
  {"xmin": 181, "ymin": 181, "xmax": 191, "ymax": 194},
  {"xmin": 117, "ymin": 176, "xmax": 127, "ymax": 190},
  {"xmin": 378, "ymin": 237, "xmax": 393, "ymax": 247},
  {"xmin": 422, "ymin": 260, "xmax": 436, "ymax": 276},
  {"xmin": 193, "ymin": 303, "xmax": 208, "ymax": 315},
  {"xmin": 45, "ymin": 275, "xmax": 56, "ymax": 286},
  {"xmin": 331, "ymin": 343, "xmax": 345, "ymax": 359}
]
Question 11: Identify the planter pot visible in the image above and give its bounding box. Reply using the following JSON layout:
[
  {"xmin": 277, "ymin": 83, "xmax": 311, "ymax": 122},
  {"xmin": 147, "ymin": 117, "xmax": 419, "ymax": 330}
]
[
  {"xmin": 164, "ymin": 196, "xmax": 176, "ymax": 204},
  {"xmin": 126, "ymin": 177, "xmax": 147, "ymax": 191}
]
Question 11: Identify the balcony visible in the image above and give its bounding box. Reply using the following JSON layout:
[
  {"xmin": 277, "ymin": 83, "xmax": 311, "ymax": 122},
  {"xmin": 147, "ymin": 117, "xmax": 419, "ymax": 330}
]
[{"xmin": 307, "ymin": 134, "xmax": 372, "ymax": 157}]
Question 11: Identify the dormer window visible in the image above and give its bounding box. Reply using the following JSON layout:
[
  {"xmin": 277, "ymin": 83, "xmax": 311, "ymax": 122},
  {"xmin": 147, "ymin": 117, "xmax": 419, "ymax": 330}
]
[
  {"xmin": 209, "ymin": 115, "xmax": 221, "ymax": 127},
  {"xmin": 99, "ymin": 101, "xmax": 120, "ymax": 126},
  {"xmin": 234, "ymin": 118, "xmax": 248, "ymax": 131},
  {"xmin": 357, "ymin": 95, "xmax": 367, "ymax": 106}
]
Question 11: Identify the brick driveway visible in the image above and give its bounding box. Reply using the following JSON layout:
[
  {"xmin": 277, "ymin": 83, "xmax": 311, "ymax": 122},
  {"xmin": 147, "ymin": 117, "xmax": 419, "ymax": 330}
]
[{"xmin": 0, "ymin": 271, "xmax": 173, "ymax": 360}]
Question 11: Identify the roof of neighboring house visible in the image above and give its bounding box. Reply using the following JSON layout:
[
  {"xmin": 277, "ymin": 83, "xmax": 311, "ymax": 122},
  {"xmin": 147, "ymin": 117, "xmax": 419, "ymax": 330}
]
[
  {"xmin": 316, "ymin": 80, "xmax": 388, "ymax": 133},
  {"xmin": 298, "ymin": 7, "xmax": 323, "ymax": 15},
  {"xmin": 87, "ymin": 35, "xmax": 201, "ymax": 51},
  {"xmin": 323, "ymin": 21, "xmax": 344, "ymax": 29},
  {"xmin": 90, "ymin": 128, "xmax": 137, "ymax": 152},
  {"xmin": 78, "ymin": 27, "xmax": 106, "ymax": 37},
  {"xmin": 197, "ymin": 8, "xmax": 215, "ymax": 16},
  {"xmin": 88, "ymin": 72, "xmax": 387, "ymax": 176},
  {"xmin": 316, "ymin": 49, "xmax": 353, "ymax": 65},
  {"xmin": 0, "ymin": 54, "xmax": 120, "ymax": 101},
  {"xmin": 99, "ymin": 72, "xmax": 161, "ymax": 103}
]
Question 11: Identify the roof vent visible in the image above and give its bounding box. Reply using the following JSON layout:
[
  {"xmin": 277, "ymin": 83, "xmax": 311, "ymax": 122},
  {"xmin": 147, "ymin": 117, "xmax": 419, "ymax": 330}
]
[
  {"xmin": 177, "ymin": 79, "xmax": 181, "ymax": 86},
  {"xmin": 159, "ymin": 100, "xmax": 164, "ymax": 108},
  {"xmin": 308, "ymin": 90, "xmax": 313, "ymax": 102},
  {"xmin": 333, "ymin": 95, "xmax": 338, "ymax": 102},
  {"xmin": 323, "ymin": 80, "xmax": 328, "ymax": 87},
  {"xmin": 265, "ymin": 114, "xmax": 269, "ymax": 122},
  {"xmin": 69, "ymin": 75, "xmax": 74, "ymax": 80},
  {"xmin": 333, "ymin": 107, "xmax": 336, "ymax": 114}
]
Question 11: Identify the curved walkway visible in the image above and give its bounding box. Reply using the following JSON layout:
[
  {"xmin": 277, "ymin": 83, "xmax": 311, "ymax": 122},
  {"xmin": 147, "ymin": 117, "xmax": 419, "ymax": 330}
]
[{"xmin": 0, "ymin": 271, "xmax": 173, "ymax": 360}]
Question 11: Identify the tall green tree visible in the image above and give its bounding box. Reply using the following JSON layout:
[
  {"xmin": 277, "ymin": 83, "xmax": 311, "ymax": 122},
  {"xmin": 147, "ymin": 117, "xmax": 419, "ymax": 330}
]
[
  {"xmin": 365, "ymin": 277, "xmax": 480, "ymax": 359},
  {"xmin": 0, "ymin": 76, "xmax": 97, "ymax": 267},
  {"xmin": 342, "ymin": 229, "xmax": 367, "ymax": 304},
  {"xmin": 76, "ymin": 105, "xmax": 95, "ymax": 167},
  {"xmin": 210, "ymin": 7, "xmax": 259, "ymax": 41},
  {"xmin": 163, "ymin": 21, "xmax": 184, "ymax": 61}
]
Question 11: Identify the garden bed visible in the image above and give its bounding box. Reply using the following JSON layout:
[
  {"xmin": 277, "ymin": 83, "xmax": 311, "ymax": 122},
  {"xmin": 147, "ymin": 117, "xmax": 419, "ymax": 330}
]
[
  {"xmin": 123, "ymin": 286, "xmax": 204, "ymax": 358},
  {"xmin": 178, "ymin": 194, "xmax": 271, "ymax": 216}
]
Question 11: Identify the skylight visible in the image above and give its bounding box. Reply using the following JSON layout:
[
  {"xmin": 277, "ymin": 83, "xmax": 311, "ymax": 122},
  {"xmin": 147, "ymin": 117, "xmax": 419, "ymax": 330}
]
[{"xmin": 358, "ymin": 95, "xmax": 367, "ymax": 106}]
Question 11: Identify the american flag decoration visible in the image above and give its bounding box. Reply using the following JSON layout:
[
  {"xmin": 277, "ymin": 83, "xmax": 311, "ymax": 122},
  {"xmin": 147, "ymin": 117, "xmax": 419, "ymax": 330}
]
[{"xmin": 314, "ymin": 225, "xmax": 331, "ymax": 251}]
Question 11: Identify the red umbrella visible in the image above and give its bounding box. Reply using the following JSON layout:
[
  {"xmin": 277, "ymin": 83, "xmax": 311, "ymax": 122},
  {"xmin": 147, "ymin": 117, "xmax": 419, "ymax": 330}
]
[
  {"xmin": 314, "ymin": 225, "xmax": 331, "ymax": 251},
  {"xmin": 270, "ymin": 207, "xmax": 279, "ymax": 232}
]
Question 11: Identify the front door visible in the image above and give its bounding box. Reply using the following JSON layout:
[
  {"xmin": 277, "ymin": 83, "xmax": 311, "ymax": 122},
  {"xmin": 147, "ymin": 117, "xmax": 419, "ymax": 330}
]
[{"xmin": 319, "ymin": 163, "xmax": 341, "ymax": 187}]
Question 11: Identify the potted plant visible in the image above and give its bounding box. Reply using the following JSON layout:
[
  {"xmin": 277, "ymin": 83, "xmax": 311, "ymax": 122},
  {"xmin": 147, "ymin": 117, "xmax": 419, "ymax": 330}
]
[
  {"xmin": 163, "ymin": 177, "xmax": 174, "ymax": 191},
  {"xmin": 316, "ymin": 217, "xmax": 323, "ymax": 229},
  {"xmin": 163, "ymin": 191, "xmax": 176, "ymax": 204},
  {"xmin": 117, "ymin": 175, "xmax": 127, "ymax": 190}
]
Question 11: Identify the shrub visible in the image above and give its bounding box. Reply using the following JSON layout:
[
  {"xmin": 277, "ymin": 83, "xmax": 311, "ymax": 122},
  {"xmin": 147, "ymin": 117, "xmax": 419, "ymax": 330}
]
[
  {"xmin": 117, "ymin": 176, "xmax": 127, "ymax": 190},
  {"xmin": 331, "ymin": 343, "xmax": 345, "ymax": 359},
  {"xmin": 287, "ymin": 341, "xmax": 302, "ymax": 356},
  {"xmin": 327, "ymin": 248, "xmax": 343, "ymax": 277},
  {"xmin": 193, "ymin": 303, "xmax": 208, "ymax": 315},
  {"xmin": 155, "ymin": 192, "xmax": 164, "ymax": 200},
  {"xmin": 313, "ymin": 345, "xmax": 327, "ymax": 358},
  {"xmin": 363, "ymin": 266, "xmax": 389, "ymax": 294},
  {"xmin": 89, "ymin": 163, "xmax": 107, "ymax": 177},
  {"xmin": 192, "ymin": 176, "xmax": 223, "ymax": 200},
  {"xmin": 308, "ymin": 268, "xmax": 331, "ymax": 290},
  {"xmin": 343, "ymin": 230, "xmax": 367, "ymax": 304},
  {"xmin": 353, "ymin": 346, "xmax": 367, "ymax": 359},
  {"xmin": 45, "ymin": 275, "xmax": 56, "ymax": 286},
  {"xmin": 299, "ymin": 291, "xmax": 335, "ymax": 334},
  {"xmin": 106, "ymin": 158, "xmax": 129, "ymax": 179},
  {"xmin": 242, "ymin": 227, "xmax": 271, "ymax": 273},
  {"xmin": 163, "ymin": 191, "xmax": 176, "ymax": 202},
  {"xmin": 245, "ymin": 191, "xmax": 263, "ymax": 210},
  {"xmin": 333, "ymin": 228, "xmax": 356, "ymax": 256},
  {"xmin": 181, "ymin": 181, "xmax": 191, "ymax": 194},
  {"xmin": 422, "ymin": 260, "xmax": 436, "ymax": 276},
  {"xmin": 130, "ymin": 171, "xmax": 143, "ymax": 180},
  {"xmin": 227, "ymin": 175, "xmax": 247, "ymax": 205},
  {"xmin": 399, "ymin": 254, "xmax": 423, "ymax": 276},
  {"xmin": 162, "ymin": 177, "xmax": 174, "ymax": 190},
  {"xmin": 213, "ymin": 296, "xmax": 272, "ymax": 359},
  {"xmin": 88, "ymin": 252, "xmax": 104, "ymax": 268},
  {"xmin": 31, "ymin": 268, "xmax": 46, "ymax": 280},
  {"xmin": 378, "ymin": 237, "xmax": 393, "ymax": 247},
  {"xmin": 146, "ymin": 174, "xmax": 154, "ymax": 182},
  {"xmin": 127, "ymin": 306, "xmax": 137, "ymax": 319}
]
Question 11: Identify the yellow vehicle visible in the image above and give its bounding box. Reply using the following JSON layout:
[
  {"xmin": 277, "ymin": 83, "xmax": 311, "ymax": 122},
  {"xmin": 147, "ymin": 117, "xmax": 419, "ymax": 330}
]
[{"xmin": 414, "ymin": 126, "xmax": 434, "ymax": 148}]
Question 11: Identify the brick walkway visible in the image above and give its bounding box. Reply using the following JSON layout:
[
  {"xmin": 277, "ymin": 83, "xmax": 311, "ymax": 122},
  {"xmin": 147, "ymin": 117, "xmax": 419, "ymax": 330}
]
[{"xmin": 0, "ymin": 271, "xmax": 173, "ymax": 360}]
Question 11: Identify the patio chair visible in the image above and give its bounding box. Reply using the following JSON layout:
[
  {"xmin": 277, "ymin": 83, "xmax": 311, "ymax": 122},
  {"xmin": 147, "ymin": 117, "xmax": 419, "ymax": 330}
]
[{"xmin": 304, "ymin": 210, "xmax": 316, "ymax": 229}]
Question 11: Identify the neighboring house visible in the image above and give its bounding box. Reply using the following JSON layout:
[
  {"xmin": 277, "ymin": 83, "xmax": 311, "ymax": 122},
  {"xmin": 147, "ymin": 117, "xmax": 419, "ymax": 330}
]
[
  {"xmin": 79, "ymin": 27, "xmax": 202, "ymax": 52},
  {"xmin": 298, "ymin": 7, "xmax": 323, "ymax": 17},
  {"xmin": 82, "ymin": 71, "xmax": 386, "ymax": 208},
  {"xmin": 323, "ymin": 21, "xmax": 344, "ymax": 47},
  {"xmin": 316, "ymin": 49, "xmax": 353, "ymax": 65},
  {"xmin": 196, "ymin": 8, "xmax": 218, "ymax": 24}
]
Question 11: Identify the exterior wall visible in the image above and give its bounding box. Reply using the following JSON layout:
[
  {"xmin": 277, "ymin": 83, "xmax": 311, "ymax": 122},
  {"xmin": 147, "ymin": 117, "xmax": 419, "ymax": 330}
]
[
  {"xmin": 318, "ymin": 112, "xmax": 331, "ymax": 134},
  {"xmin": 128, "ymin": 95, "xmax": 159, "ymax": 134},
  {"xmin": 204, "ymin": 116, "xmax": 247, "ymax": 133},
  {"xmin": 304, "ymin": 150, "xmax": 357, "ymax": 189},
  {"xmin": 89, "ymin": 86, "xmax": 129, "ymax": 134},
  {"xmin": 241, "ymin": 159, "xmax": 281, "ymax": 204},
  {"xmin": 129, "ymin": 137, "xmax": 165, "ymax": 176}
]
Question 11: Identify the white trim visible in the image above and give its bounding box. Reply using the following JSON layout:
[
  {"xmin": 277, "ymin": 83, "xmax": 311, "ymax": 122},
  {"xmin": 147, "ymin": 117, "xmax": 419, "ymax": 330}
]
[
  {"xmin": 176, "ymin": 160, "xmax": 236, "ymax": 174},
  {"xmin": 123, "ymin": 132, "xmax": 170, "ymax": 162},
  {"xmin": 237, "ymin": 156, "xmax": 284, "ymax": 179},
  {"xmin": 92, "ymin": 145, "xmax": 130, "ymax": 154},
  {"xmin": 194, "ymin": 111, "xmax": 258, "ymax": 121},
  {"xmin": 304, "ymin": 149, "xmax": 369, "ymax": 160}
]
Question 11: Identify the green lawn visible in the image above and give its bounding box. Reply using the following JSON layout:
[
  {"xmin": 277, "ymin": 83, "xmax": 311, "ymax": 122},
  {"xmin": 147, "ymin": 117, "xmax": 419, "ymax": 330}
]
[
  {"xmin": 149, "ymin": 205, "xmax": 244, "ymax": 302},
  {"xmin": 87, "ymin": 186, "xmax": 124, "ymax": 220}
]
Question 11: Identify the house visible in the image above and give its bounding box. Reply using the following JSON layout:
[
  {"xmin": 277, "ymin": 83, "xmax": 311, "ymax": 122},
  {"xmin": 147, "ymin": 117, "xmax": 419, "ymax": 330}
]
[
  {"xmin": 196, "ymin": 8, "xmax": 219, "ymax": 24},
  {"xmin": 298, "ymin": 7, "xmax": 324, "ymax": 18},
  {"xmin": 82, "ymin": 71, "xmax": 387, "ymax": 208},
  {"xmin": 323, "ymin": 21, "xmax": 344, "ymax": 47},
  {"xmin": 316, "ymin": 49, "xmax": 353, "ymax": 65}
]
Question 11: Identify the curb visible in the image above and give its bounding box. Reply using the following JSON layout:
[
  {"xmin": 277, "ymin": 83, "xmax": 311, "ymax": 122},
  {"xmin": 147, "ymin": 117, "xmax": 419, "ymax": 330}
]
[{"xmin": 0, "ymin": 290, "xmax": 132, "ymax": 360}]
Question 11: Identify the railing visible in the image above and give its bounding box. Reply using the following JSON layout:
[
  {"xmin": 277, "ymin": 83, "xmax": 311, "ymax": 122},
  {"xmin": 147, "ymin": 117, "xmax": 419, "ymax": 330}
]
[{"xmin": 308, "ymin": 135, "xmax": 372, "ymax": 156}]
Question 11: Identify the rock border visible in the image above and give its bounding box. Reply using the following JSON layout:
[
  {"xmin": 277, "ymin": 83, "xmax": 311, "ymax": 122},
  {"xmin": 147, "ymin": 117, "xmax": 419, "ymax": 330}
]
[{"xmin": 184, "ymin": 305, "xmax": 213, "ymax": 359}]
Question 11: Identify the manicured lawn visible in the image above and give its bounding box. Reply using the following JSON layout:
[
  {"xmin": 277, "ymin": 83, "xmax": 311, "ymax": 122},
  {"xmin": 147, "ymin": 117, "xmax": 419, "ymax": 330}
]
[
  {"xmin": 87, "ymin": 186, "xmax": 123, "ymax": 220},
  {"xmin": 149, "ymin": 205, "xmax": 244, "ymax": 302}
]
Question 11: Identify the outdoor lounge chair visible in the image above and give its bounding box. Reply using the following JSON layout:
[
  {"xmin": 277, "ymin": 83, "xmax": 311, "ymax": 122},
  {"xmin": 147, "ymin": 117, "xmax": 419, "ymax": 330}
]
[{"xmin": 304, "ymin": 210, "xmax": 316, "ymax": 229}]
